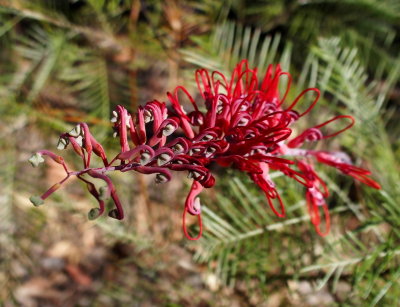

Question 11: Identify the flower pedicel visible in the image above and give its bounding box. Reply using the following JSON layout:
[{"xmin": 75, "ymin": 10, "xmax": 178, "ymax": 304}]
[{"xmin": 29, "ymin": 60, "xmax": 380, "ymax": 240}]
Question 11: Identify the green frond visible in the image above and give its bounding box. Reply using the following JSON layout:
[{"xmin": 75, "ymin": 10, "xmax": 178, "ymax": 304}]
[
  {"xmin": 192, "ymin": 173, "xmax": 365, "ymax": 288},
  {"xmin": 59, "ymin": 52, "xmax": 111, "ymax": 121},
  {"xmin": 182, "ymin": 21, "xmax": 292, "ymax": 75}
]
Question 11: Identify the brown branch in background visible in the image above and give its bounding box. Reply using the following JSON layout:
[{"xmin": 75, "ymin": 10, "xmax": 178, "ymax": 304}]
[
  {"xmin": 142, "ymin": 0, "xmax": 179, "ymax": 60},
  {"xmin": 40, "ymin": 105, "xmax": 110, "ymax": 127},
  {"xmin": 0, "ymin": 1, "xmax": 124, "ymax": 54}
]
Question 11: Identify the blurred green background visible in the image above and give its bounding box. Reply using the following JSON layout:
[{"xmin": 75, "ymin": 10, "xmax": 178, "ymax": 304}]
[{"xmin": 0, "ymin": 0, "xmax": 399, "ymax": 306}]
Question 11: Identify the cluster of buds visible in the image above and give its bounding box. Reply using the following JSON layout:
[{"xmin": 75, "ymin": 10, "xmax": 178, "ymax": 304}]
[{"xmin": 29, "ymin": 60, "xmax": 380, "ymax": 240}]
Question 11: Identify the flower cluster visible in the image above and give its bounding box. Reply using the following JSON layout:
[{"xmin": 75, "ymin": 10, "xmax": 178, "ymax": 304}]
[{"xmin": 29, "ymin": 60, "xmax": 380, "ymax": 240}]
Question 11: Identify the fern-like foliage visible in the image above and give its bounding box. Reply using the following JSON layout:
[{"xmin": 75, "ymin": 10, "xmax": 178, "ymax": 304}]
[{"xmin": 183, "ymin": 21, "xmax": 291, "ymax": 74}]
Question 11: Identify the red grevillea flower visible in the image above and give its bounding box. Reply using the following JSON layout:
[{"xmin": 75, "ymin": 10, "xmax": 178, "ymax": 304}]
[{"xmin": 29, "ymin": 60, "xmax": 380, "ymax": 240}]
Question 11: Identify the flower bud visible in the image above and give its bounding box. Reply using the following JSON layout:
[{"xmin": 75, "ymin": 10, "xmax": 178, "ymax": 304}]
[
  {"xmin": 88, "ymin": 208, "xmax": 100, "ymax": 220},
  {"xmin": 140, "ymin": 152, "xmax": 151, "ymax": 165},
  {"xmin": 188, "ymin": 171, "xmax": 202, "ymax": 179},
  {"xmin": 172, "ymin": 143, "xmax": 184, "ymax": 153},
  {"xmin": 245, "ymin": 133, "xmax": 255, "ymax": 139},
  {"xmin": 189, "ymin": 148, "xmax": 201, "ymax": 155},
  {"xmin": 126, "ymin": 115, "xmax": 131, "ymax": 128},
  {"xmin": 202, "ymin": 134, "xmax": 213, "ymax": 141},
  {"xmin": 28, "ymin": 153, "xmax": 45, "ymax": 167},
  {"xmin": 238, "ymin": 118, "xmax": 249, "ymax": 126},
  {"xmin": 205, "ymin": 146, "xmax": 216, "ymax": 157},
  {"xmin": 29, "ymin": 195, "xmax": 44, "ymax": 206},
  {"xmin": 75, "ymin": 135, "xmax": 83, "ymax": 147},
  {"xmin": 69, "ymin": 124, "xmax": 82, "ymax": 137},
  {"xmin": 108, "ymin": 209, "xmax": 119, "ymax": 219},
  {"xmin": 157, "ymin": 153, "xmax": 172, "ymax": 166},
  {"xmin": 144, "ymin": 110, "xmax": 153, "ymax": 123},
  {"xmin": 110, "ymin": 110, "xmax": 118, "ymax": 123},
  {"xmin": 155, "ymin": 173, "xmax": 168, "ymax": 184},
  {"xmin": 57, "ymin": 137, "xmax": 69, "ymax": 150},
  {"xmin": 162, "ymin": 124, "xmax": 176, "ymax": 136}
]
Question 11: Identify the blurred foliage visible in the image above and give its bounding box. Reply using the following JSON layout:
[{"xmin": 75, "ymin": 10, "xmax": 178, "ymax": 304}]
[{"xmin": 0, "ymin": 0, "xmax": 399, "ymax": 306}]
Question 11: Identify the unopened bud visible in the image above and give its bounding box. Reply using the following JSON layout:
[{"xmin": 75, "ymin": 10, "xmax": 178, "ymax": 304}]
[
  {"xmin": 111, "ymin": 111, "xmax": 118, "ymax": 123},
  {"xmin": 172, "ymin": 143, "xmax": 184, "ymax": 153},
  {"xmin": 28, "ymin": 153, "xmax": 45, "ymax": 167},
  {"xmin": 202, "ymin": 134, "xmax": 213, "ymax": 141},
  {"xmin": 57, "ymin": 137, "xmax": 69, "ymax": 150},
  {"xmin": 126, "ymin": 115, "xmax": 131, "ymax": 128},
  {"xmin": 157, "ymin": 153, "xmax": 172, "ymax": 166},
  {"xmin": 162, "ymin": 124, "xmax": 175, "ymax": 136},
  {"xmin": 140, "ymin": 152, "xmax": 151, "ymax": 165},
  {"xmin": 188, "ymin": 171, "xmax": 201, "ymax": 179},
  {"xmin": 88, "ymin": 208, "xmax": 100, "ymax": 220},
  {"xmin": 238, "ymin": 118, "xmax": 249, "ymax": 126},
  {"xmin": 155, "ymin": 173, "xmax": 168, "ymax": 184},
  {"xmin": 29, "ymin": 195, "xmax": 44, "ymax": 206},
  {"xmin": 69, "ymin": 124, "xmax": 82, "ymax": 137},
  {"xmin": 144, "ymin": 110, "xmax": 153, "ymax": 123},
  {"xmin": 206, "ymin": 147, "xmax": 216, "ymax": 157},
  {"xmin": 189, "ymin": 148, "xmax": 201, "ymax": 155},
  {"xmin": 108, "ymin": 209, "xmax": 119, "ymax": 219},
  {"xmin": 75, "ymin": 135, "xmax": 83, "ymax": 147}
]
